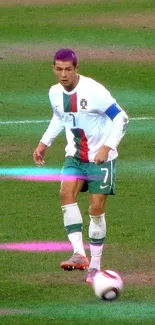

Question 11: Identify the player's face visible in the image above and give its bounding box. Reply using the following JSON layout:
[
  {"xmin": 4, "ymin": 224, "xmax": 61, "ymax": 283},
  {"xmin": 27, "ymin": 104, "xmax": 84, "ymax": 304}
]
[{"xmin": 53, "ymin": 60, "xmax": 79, "ymax": 91}]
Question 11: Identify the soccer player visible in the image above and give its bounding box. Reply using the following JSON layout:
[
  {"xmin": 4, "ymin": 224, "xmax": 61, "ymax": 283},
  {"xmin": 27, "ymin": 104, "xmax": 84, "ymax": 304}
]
[{"xmin": 33, "ymin": 48, "xmax": 129, "ymax": 283}]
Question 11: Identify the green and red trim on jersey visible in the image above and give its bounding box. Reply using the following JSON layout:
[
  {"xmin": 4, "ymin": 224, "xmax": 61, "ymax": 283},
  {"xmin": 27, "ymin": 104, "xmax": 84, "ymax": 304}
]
[
  {"xmin": 71, "ymin": 128, "xmax": 89, "ymax": 162},
  {"xmin": 63, "ymin": 93, "xmax": 89, "ymax": 161},
  {"xmin": 63, "ymin": 92, "xmax": 77, "ymax": 112}
]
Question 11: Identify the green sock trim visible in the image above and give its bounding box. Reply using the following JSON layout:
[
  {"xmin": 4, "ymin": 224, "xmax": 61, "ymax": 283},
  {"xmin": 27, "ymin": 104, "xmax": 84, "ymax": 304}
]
[
  {"xmin": 89, "ymin": 237, "xmax": 105, "ymax": 245},
  {"xmin": 65, "ymin": 223, "xmax": 82, "ymax": 234}
]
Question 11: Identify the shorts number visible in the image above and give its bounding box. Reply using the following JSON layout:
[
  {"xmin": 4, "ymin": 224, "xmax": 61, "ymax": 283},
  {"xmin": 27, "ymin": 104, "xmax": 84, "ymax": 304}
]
[{"xmin": 100, "ymin": 168, "xmax": 109, "ymax": 189}]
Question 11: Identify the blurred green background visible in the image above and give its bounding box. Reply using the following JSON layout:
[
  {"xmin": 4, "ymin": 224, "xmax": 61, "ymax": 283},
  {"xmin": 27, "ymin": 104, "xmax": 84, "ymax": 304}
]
[{"xmin": 0, "ymin": 0, "xmax": 155, "ymax": 324}]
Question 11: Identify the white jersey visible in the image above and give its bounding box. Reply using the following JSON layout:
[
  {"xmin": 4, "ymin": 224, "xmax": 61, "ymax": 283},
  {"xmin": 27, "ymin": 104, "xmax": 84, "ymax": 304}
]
[{"xmin": 41, "ymin": 75, "xmax": 128, "ymax": 162}]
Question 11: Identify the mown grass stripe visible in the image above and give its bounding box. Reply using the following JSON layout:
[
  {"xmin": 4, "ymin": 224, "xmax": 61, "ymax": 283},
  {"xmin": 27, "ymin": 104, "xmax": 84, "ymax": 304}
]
[
  {"xmin": 1, "ymin": 90, "xmax": 155, "ymax": 106},
  {"xmin": 1, "ymin": 302, "xmax": 155, "ymax": 320}
]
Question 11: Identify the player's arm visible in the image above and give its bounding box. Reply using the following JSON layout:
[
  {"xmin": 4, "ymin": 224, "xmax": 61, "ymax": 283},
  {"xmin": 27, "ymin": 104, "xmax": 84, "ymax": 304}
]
[
  {"xmin": 104, "ymin": 103, "xmax": 129, "ymax": 149},
  {"xmin": 33, "ymin": 113, "xmax": 64, "ymax": 166},
  {"xmin": 94, "ymin": 106, "xmax": 128, "ymax": 164},
  {"xmin": 94, "ymin": 80, "xmax": 129, "ymax": 163}
]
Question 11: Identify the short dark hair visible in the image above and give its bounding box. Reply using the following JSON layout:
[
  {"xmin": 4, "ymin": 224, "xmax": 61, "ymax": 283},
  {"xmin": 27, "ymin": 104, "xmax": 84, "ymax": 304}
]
[{"xmin": 53, "ymin": 48, "xmax": 77, "ymax": 67}]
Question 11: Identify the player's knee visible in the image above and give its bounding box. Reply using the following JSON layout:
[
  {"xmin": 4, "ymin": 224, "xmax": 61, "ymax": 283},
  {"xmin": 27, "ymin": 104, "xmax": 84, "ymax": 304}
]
[
  {"xmin": 89, "ymin": 202, "xmax": 103, "ymax": 215},
  {"xmin": 89, "ymin": 195, "xmax": 107, "ymax": 215},
  {"xmin": 60, "ymin": 188, "xmax": 75, "ymax": 204}
]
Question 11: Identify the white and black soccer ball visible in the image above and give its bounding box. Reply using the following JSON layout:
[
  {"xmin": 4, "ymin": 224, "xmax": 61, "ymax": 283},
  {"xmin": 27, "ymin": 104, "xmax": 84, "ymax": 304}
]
[{"xmin": 92, "ymin": 270, "xmax": 123, "ymax": 301}]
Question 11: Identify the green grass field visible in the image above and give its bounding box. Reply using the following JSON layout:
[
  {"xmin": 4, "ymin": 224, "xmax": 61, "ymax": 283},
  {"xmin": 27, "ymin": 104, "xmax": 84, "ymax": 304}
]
[{"xmin": 0, "ymin": 0, "xmax": 155, "ymax": 324}]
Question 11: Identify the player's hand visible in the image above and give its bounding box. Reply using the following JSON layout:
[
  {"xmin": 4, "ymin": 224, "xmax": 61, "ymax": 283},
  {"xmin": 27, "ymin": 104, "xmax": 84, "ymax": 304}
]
[
  {"xmin": 33, "ymin": 150, "xmax": 45, "ymax": 167},
  {"xmin": 33, "ymin": 143, "xmax": 47, "ymax": 167},
  {"xmin": 94, "ymin": 146, "xmax": 111, "ymax": 164}
]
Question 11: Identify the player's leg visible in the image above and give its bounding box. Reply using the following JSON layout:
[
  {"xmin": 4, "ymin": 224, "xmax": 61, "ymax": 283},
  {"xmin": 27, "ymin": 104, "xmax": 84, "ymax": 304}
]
[
  {"xmin": 86, "ymin": 193, "xmax": 107, "ymax": 282},
  {"xmin": 86, "ymin": 159, "xmax": 116, "ymax": 282},
  {"xmin": 60, "ymin": 157, "xmax": 89, "ymax": 270}
]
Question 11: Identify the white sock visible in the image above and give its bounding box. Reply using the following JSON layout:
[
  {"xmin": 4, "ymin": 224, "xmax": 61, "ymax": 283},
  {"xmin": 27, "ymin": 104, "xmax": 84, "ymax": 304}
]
[
  {"xmin": 62, "ymin": 203, "xmax": 86, "ymax": 256},
  {"xmin": 88, "ymin": 213, "xmax": 106, "ymax": 270}
]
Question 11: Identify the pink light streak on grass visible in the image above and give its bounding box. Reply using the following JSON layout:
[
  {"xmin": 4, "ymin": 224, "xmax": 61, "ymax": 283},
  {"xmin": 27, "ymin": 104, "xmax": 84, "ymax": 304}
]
[
  {"xmin": 16, "ymin": 175, "xmax": 80, "ymax": 181},
  {"xmin": 0, "ymin": 241, "xmax": 89, "ymax": 252},
  {"xmin": 2, "ymin": 175, "xmax": 87, "ymax": 182}
]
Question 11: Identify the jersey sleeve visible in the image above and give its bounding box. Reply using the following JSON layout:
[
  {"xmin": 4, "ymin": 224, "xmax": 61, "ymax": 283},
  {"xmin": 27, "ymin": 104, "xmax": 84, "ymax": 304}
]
[
  {"xmin": 94, "ymin": 82, "xmax": 129, "ymax": 149},
  {"xmin": 40, "ymin": 113, "xmax": 64, "ymax": 147},
  {"xmin": 104, "ymin": 110, "xmax": 129, "ymax": 149},
  {"xmin": 40, "ymin": 86, "xmax": 65, "ymax": 146},
  {"xmin": 94, "ymin": 82, "xmax": 116, "ymax": 113}
]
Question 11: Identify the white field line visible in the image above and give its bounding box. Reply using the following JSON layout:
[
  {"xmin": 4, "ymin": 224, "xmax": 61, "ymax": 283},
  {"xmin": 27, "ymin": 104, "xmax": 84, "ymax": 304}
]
[
  {"xmin": 0, "ymin": 117, "xmax": 155, "ymax": 125},
  {"xmin": 0, "ymin": 119, "xmax": 50, "ymax": 125},
  {"xmin": 130, "ymin": 117, "xmax": 155, "ymax": 120}
]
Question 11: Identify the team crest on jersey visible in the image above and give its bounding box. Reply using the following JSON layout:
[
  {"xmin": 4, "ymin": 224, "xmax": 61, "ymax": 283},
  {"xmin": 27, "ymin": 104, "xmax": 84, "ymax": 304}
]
[{"xmin": 80, "ymin": 99, "xmax": 87, "ymax": 109}]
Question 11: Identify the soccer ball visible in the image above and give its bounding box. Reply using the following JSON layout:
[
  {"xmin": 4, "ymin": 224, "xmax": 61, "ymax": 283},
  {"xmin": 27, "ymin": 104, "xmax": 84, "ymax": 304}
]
[{"xmin": 92, "ymin": 270, "xmax": 123, "ymax": 301}]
